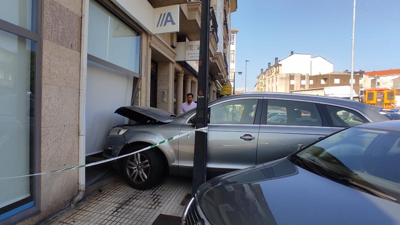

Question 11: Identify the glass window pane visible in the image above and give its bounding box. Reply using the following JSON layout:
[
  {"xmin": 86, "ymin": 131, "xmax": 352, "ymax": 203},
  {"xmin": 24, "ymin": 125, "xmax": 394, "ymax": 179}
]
[
  {"xmin": 0, "ymin": 30, "xmax": 34, "ymax": 209},
  {"xmin": 325, "ymin": 105, "xmax": 369, "ymax": 127},
  {"xmin": 108, "ymin": 14, "xmax": 140, "ymax": 73},
  {"xmin": 88, "ymin": 0, "xmax": 109, "ymax": 61},
  {"xmin": 210, "ymin": 99, "xmax": 258, "ymax": 124},
  {"xmin": 88, "ymin": 0, "xmax": 140, "ymax": 73},
  {"xmin": 267, "ymin": 100, "xmax": 322, "ymax": 126},
  {"xmin": 0, "ymin": 0, "xmax": 35, "ymax": 31}
]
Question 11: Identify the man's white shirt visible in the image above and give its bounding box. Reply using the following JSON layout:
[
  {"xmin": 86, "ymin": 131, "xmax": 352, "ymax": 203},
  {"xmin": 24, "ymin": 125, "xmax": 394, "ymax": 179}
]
[{"xmin": 179, "ymin": 102, "xmax": 197, "ymax": 115}]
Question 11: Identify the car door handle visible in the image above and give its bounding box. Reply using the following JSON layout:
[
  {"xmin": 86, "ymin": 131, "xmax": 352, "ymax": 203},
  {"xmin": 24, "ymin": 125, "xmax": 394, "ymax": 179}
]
[{"xmin": 240, "ymin": 134, "xmax": 255, "ymax": 141}]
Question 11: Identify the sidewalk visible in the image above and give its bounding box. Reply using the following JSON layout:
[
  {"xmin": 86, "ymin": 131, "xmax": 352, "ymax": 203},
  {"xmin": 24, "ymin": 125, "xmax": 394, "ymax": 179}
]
[{"xmin": 43, "ymin": 176, "xmax": 192, "ymax": 225}]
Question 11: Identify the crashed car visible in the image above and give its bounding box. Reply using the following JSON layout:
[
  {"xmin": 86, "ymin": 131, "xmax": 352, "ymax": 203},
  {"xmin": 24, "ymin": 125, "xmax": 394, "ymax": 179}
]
[{"xmin": 103, "ymin": 93, "xmax": 387, "ymax": 190}]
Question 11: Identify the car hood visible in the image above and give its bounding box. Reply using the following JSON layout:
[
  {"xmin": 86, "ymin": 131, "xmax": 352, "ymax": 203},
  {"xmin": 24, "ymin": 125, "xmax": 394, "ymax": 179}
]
[
  {"xmin": 114, "ymin": 106, "xmax": 175, "ymax": 123},
  {"xmin": 197, "ymin": 158, "xmax": 400, "ymax": 225}
]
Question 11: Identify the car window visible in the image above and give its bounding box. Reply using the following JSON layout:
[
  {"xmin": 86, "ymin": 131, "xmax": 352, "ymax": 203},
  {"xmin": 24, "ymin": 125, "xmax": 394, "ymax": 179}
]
[
  {"xmin": 266, "ymin": 100, "xmax": 322, "ymax": 126},
  {"xmin": 325, "ymin": 105, "xmax": 369, "ymax": 127},
  {"xmin": 209, "ymin": 99, "xmax": 258, "ymax": 124}
]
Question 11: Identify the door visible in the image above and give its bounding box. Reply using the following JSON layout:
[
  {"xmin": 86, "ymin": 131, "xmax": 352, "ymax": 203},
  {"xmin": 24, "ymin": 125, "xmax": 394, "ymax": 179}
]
[
  {"xmin": 179, "ymin": 98, "xmax": 261, "ymax": 176},
  {"xmin": 257, "ymin": 99, "xmax": 334, "ymax": 164},
  {"xmin": 150, "ymin": 61, "xmax": 157, "ymax": 108}
]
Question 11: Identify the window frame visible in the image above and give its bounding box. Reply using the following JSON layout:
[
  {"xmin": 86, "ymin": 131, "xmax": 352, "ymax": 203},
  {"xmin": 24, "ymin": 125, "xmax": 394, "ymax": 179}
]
[
  {"xmin": 321, "ymin": 104, "xmax": 370, "ymax": 128},
  {"xmin": 0, "ymin": 0, "xmax": 41, "ymax": 223},
  {"xmin": 186, "ymin": 97, "xmax": 262, "ymax": 125},
  {"xmin": 261, "ymin": 99, "xmax": 327, "ymax": 127}
]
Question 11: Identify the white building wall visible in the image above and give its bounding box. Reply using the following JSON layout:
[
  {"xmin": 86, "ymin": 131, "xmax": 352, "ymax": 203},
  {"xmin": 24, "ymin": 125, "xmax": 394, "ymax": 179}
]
[
  {"xmin": 311, "ymin": 56, "xmax": 333, "ymax": 75},
  {"xmin": 229, "ymin": 32, "xmax": 237, "ymax": 81},
  {"xmin": 280, "ymin": 54, "xmax": 311, "ymax": 74}
]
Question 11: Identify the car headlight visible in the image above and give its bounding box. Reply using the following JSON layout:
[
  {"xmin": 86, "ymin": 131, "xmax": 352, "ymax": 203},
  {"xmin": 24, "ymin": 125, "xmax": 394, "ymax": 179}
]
[{"xmin": 109, "ymin": 127, "xmax": 128, "ymax": 136}]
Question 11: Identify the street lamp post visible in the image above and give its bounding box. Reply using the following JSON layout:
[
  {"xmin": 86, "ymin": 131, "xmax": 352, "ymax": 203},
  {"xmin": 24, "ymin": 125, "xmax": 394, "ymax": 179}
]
[
  {"xmin": 350, "ymin": 0, "xmax": 356, "ymax": 100},
  {"xmin": 233, "ymin": 71, "xmax": 242, "ymax": 95},
  {"xmin": 245, "ymin": 60, "xmax": 249, "ymax": 93}
]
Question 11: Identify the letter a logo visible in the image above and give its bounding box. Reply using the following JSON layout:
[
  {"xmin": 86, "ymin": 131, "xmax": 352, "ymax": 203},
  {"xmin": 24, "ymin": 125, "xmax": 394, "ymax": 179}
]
[{"xmin": 163, "ymin": 12, "xmax": 175, "ymax": 26}]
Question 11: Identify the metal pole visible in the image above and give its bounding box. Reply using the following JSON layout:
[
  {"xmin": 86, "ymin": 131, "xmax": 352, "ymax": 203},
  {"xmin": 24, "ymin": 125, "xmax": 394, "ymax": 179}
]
[
  {"xmin": 192, "ymin": 0, "xmax": 210, "ymax": 195},
  {"xmin": 233, "ymin": 72, "xmax": 236, "ymax": 95},
  {"xmin": 245, "ymin": 60, "xmax": 249, "ymax": 92},
  {"xmin": 350, "ymin": 0, "xmax": 356, "ymax": 100}
]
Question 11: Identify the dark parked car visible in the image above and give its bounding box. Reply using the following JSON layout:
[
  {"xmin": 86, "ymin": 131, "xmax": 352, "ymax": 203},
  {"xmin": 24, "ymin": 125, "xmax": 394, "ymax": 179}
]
[
  {"xmin": 380, "ymin": 109, "xmax": 400, "ymax": 120},
  {"xmin": 183, "ymin": 121, "xmax": 400, "ymax": 225},
  {"xmin": 103, "ymin": 93, "xmax": 387, "ymax": 189}
]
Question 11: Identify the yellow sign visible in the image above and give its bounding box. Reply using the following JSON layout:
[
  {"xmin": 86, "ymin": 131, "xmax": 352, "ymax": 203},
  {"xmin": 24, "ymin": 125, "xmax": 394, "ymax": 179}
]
[{"xmin": 220, "ymin": 85, "xmax": 232, "ymax": 95}]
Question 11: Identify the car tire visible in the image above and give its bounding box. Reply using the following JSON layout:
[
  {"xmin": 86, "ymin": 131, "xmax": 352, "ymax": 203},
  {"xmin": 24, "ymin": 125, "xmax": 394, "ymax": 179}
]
[{"xmin": 121, "ymin": 144, "xmax": 165, "ymax": 190}]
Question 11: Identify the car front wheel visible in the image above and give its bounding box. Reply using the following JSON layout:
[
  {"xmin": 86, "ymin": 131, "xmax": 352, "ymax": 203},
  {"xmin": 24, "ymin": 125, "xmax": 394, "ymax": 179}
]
[{"xmin": 121, "ymin": 145, "xmax": 165, "ymax": 190}]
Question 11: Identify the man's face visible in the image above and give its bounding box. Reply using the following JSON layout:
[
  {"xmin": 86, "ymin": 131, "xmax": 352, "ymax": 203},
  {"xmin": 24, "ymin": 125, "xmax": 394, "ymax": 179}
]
[{"xmin": 187, "ymin": 95, "xmax": 193, "ymax": 103}]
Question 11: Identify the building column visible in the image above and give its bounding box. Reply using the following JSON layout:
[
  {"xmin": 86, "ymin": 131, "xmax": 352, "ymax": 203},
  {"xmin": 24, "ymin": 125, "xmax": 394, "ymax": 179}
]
[
  {"xmin": 176, "ymin": 70, "xmax": 184, "ymax": 114},
  {"xmin": 184, "ymin": 75, "xmax": 192, "ymax": 95},
  {"xmin": 157, "ymin": 62, "xmax": 175, "ymax": 113},
  {"xmin": 191, "ymin": 79, "xmax": 198, "ymax": 101},
  {"xmin": 305, "ymin": 74, "xmax": 310, "ymax": 89},
  {"xmin": 294, "ymin": 74, "xmax": 301, "ymax": 91},
  {"xmin": 140, "ymin": 33, "xmax": 152, "ymax": 106}
]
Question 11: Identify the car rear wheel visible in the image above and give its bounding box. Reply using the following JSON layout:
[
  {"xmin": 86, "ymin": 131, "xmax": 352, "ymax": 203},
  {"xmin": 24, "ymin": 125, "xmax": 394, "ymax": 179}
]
[{"xmin": 121, "ymin": 145, "xmax": 165, "ymax": 190}]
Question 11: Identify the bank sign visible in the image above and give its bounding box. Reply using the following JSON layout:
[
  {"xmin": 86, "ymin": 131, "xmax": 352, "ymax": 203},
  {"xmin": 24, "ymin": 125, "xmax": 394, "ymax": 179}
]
[
  {"xmin": 112, "ymin": 0, "xmax": 179, "ymax": 35},
  {"xmin": 153, "ymin": 6, "xmax": 179, "ymax": 34}
]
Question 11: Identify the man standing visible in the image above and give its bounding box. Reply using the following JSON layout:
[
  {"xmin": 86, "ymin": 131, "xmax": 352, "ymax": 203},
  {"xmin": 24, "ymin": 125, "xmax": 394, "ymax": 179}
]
[{"xmin": 179, "ymin": 93, "xmax": 197, "ymax": 115}]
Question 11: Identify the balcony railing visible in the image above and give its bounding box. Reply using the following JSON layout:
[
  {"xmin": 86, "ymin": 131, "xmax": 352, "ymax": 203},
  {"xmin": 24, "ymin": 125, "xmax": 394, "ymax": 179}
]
[
  {"xmin": 224, "ymin": 53, "xmax": 228, "ymax": 72},
  {"xmin": 210, "ymin": 7, "xmax": 219, "ymax": 43},
  {"xmin": 223, "ymin": 9, "xmax": 229, "ymax": 37}
]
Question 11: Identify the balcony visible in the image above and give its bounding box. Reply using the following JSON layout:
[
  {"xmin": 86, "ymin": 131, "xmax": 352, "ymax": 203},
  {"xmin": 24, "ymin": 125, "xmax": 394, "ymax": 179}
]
[
  {"xmin": 178, "ymin": 0, "xmax": 202, "ymax": 40},
  {"xmin": 210, "ymin": 7, "xmax": 219, "ymax": 44}
]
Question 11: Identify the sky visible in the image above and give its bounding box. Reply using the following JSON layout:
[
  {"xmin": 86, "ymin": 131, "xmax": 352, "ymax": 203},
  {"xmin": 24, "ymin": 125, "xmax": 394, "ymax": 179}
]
[{"xmin": 231, "ymin": 0, "xmax": 400, "ymax": 91}]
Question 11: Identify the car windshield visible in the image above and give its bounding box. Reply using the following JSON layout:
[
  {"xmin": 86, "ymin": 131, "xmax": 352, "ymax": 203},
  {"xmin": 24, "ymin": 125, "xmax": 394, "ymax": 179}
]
[{"xmin": 294, "ymin": 127, "xmax": 400, "ymax": 204}]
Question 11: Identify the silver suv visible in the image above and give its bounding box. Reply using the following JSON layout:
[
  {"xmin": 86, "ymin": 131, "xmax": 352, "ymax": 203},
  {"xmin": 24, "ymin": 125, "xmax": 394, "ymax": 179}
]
[{"xmin": 103, "ymin": 93, "xmax": 387, "ymax": 189}]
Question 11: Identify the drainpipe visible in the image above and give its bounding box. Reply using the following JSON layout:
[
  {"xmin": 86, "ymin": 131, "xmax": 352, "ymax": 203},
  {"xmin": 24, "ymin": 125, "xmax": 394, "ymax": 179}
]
[{"xmin": 71, "ymin": 0, "xmax": 89, "ymax": 207}]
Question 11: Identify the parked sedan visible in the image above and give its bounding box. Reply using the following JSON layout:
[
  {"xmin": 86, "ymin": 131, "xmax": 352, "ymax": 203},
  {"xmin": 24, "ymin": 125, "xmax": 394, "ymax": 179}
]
[
  {"xmin": 183, "ymin": 121, "xmax": 400, "ymax": 225},
  {"xmin": 380, "ymin": 109, "xmax": 400, "ymax": 120},
  {"xmin": 103, "ymin": 93, "xmax": 387, "ymax": 189}
]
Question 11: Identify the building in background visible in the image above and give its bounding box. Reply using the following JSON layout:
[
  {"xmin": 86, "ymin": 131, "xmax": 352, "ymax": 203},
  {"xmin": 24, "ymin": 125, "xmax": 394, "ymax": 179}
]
[
  {"xmin": 255, "ymin": 51, "xmax": 334, "ymax": 93},
  {"xmin": 362, "ymin": 69, "xmax": 400, "ymax": 89},
  {"xmin": 229, "ymin": 28, "xmax": 238, "ymax": 94},
  {"xmin": 0, "ymin": 0, "xmax": 237, "ymax": 223}
]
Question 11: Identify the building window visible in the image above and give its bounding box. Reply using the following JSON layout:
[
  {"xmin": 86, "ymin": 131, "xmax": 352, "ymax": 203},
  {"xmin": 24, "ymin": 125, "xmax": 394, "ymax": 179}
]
[
  {"xmin": 88, "ymin": 0, "xmax": 140, "ymax": 73},
  {"xmin": 349, "ymin": 79, "xmax": 355, "ymax": 84},
  {"xmin": 0, "ymin": 1, "xmax": 35, "ymax": 31},
  {"xmin": 334, "ymin": 78, "xmax": 340, "ymax": 84},
  {"xmin": 230, "ymin": 34, "xmax": 235, "ymax": 45},
  {"xmin": 290, "ymin": 80, "xmax": 295, "ymax": 85},
  {"xmin": 310, "ymin": 80, "xmax": 314, "ymax": 85},
  {"xmin": 321, "ymin": 79, "xmax": 327, "ymax": 84},
  {"xmin": 301, "ymin": 80, "xmax": 305, "ymax": 85},
  {"xmin": 0, "ymin": 0, "xmax": 39, "ymax": 218}
]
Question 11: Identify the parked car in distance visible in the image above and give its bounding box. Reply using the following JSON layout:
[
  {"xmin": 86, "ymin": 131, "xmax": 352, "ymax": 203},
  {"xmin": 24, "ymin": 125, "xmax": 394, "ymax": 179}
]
[
  {"xmin": 103, "ymin": 93, "xmax": 388, "ymax": 190},
  {"xmin": 380, "ymin": 109, "xmax": 400, "ymax": 120},
  {"xmin": 183, "ymin": 121, "xmax": 400, "ymax": 225}
]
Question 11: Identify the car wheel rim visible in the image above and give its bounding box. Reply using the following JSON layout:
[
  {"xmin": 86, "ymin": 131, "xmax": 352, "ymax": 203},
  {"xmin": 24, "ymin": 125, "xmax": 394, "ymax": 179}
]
[{"xmin": 126, "ymin": 153, "xmax": 150, "ymax": 184}]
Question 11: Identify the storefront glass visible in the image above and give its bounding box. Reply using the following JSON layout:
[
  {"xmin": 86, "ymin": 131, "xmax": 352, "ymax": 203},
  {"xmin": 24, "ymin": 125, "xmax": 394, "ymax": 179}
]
[
  {"xmin": 0, "ymin": 30, "xmax": 35, "ymax": 222},
  {"xmin": 88, "ymin": 0, "xmax": 140, "ymax": 73}
]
